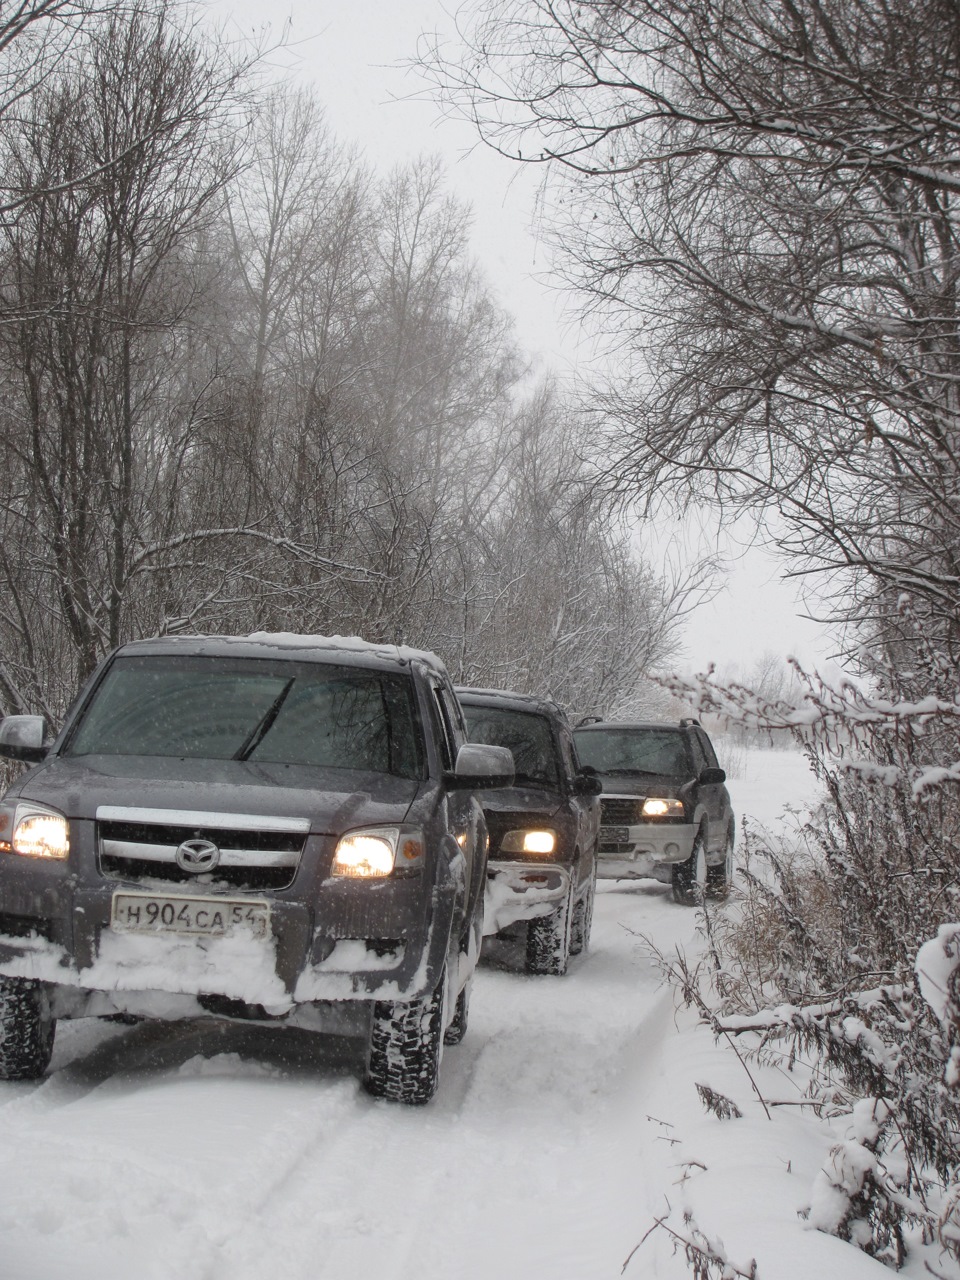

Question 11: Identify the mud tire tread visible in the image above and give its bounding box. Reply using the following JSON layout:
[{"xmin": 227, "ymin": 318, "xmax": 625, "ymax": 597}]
[
  {"xmin": 0, "ymin": 977, "xmax": 55, "ymax": 1081},
  {"xmin": 363, "ymin": 973, "xmax": 444, "ymax": 1105}
]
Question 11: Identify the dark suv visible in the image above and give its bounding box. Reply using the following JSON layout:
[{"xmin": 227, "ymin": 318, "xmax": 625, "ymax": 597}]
[
  {"xmin": 573, "ymin": 719, "xmax": 734, "ymax": 905},
  {"xmin": 455, "ymin": 687, "xmax": 601, "ymax": 975},
  {"xmin": 0, "ymin": 634, "xmax": 513, "ymax": 1104}
]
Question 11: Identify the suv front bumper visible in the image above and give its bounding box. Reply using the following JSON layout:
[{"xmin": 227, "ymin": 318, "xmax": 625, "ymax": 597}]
[
  {"xmin": 483, "ymin": 861, "xmax": 571, "ymax": 935},
  {"xmin": 597, "ymin": 820, "xmax": 696, "ymax": 880}
]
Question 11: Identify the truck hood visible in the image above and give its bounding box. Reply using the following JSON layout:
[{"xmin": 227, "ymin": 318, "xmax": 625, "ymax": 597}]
[
  {"xmin": 477, "ymin": 786, "xmax": 563, "ymax": 818},
  {"xmin": 14, "ymin": 754, "xmax": 420, "ymax": 834}
]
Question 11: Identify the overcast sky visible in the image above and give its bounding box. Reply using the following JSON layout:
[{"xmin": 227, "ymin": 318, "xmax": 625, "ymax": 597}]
[{"xmin": 214, "ymin": 0, "xmax": 840, "ymax": 674}]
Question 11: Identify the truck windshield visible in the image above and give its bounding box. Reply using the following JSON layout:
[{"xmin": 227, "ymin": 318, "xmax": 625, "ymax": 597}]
[
  {"xmin": 65, "ymin": 655, "xmax": 424, "ymax": 778},
  {"xmin": 574, "ymin": 728, "xmax": 692, "ymax": 777},
  {"xmin": 463, "ymin": 706, "xmax": 560, "ymax": 790}
]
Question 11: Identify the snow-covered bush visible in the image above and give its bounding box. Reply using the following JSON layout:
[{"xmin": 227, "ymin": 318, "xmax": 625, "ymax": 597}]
[{"xmin": 663, "ymin": 636, "xmax": 960, "ymax": 1270}]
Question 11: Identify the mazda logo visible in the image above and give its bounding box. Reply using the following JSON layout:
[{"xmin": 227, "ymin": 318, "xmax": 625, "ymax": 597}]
[{"xmin": 175, "ymin": 836, "xmax": 220, "ymax": 874}]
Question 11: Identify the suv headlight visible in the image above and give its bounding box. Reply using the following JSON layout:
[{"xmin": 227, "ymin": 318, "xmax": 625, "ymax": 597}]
[
  {"xmin": 0, "ymin": 802, "xmax": 70, "ymax": 859},
  {"xmin": 641, "ymin": 798, "xmax": 685, "ymax": 819},
  {"xmin": 500, "ymin": 828, "xmax": 557, "ymax": 855},
  {"xmin": 331, "ymin": 826, "xmax": 424, "ymax": 878}
]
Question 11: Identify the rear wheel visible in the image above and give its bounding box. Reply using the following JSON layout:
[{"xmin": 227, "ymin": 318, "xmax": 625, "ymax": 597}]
[
  {"xmin": 0, "ymin": 977, "xmax": 55, "ymax": 1081},
  {"xmin": 569, "ymin": 865, "xmax": 596, "ymax": 956},
  {"xmin": 526, "ymin": 882, "xmax": 573, "ymax": 975},
  {"xmin": 363, "ymin": 970, "xmax": 445, "ymax": 1105},
  {"xmin": 706, "ymin": 829, "xmax": 735, "ymax": 901},
  {"xmin": 671, "ymin": 834, "xmax": 707, "ymax": 907}
]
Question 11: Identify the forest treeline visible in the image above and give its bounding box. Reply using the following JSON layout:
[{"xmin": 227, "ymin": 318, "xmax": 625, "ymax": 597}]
[{"xmin": 0, "ymin": 0, "xmax": 682, "ymax": 722}]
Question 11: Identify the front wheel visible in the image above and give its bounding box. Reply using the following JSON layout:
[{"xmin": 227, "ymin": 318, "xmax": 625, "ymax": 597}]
[
  {"xmin": 706, "ymin": 829, "xmax": 735, "ymax": 901},
  {"xmin": 671, "ymin": 835, "xmax": 707, "ymax": 907},
  {"xmin": 363, "ymin": 970, "xmax": 445, "ymax": 1105},
  {"xmin": 526, "ymin": 883, "xmax": 573, "ymax": 975},
  {"xmin": 0, "ymin": 977, "xmax": 55, "ymax": 1080}
]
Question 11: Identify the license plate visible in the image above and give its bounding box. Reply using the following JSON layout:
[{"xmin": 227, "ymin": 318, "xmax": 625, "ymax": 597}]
[
  {"xmin": 111, "ymin": 891, "xmax": 270, "ymax": 939},
  {"xmin": 600, "ymin": 826, "xmax": 630, "ymax": 842}
]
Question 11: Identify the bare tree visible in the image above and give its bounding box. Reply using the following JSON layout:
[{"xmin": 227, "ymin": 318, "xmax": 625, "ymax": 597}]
[
  {"xmin": 434, "ymin": 381, "xmax": 685, "ymax": 712},
  {"xmin": 424, "ymin": 0, "xmax": 960, "ymax": 661},
  {"xmin": 0, "ymin": 0, "xmax": 247, "ymax": 699}
]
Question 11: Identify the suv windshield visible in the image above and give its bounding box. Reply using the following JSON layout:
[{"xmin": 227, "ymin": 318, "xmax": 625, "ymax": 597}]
[
  {"xmin": 574, "ymin": 727, "xmax": 693, "ymax": 777},
  {"xmin": 463, "ymin": 705, "xmax": 560, "ymax": 789},
  {"xmin": 66, "ymin": 655, "xmax": 424, "ymax": 778}
]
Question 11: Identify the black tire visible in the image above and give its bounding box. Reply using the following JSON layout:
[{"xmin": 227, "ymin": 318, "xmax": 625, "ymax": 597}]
[
  {"xmin": 363, "ymin": 970, "xmax": 445, "ymax": 1105},
  {"xmin": 526, "ymin": 883, "xmax": 573, "ymax": 975},
  {"xmin": 706, "ymin": 829, "xmax": 735, "ymax": 901},
  {"xmin": 443, "ymin": 978, "xmax": 471, "ymax": 1046},
  {"xmin": 569, "ymin": 865, "xmax": 596, "ymax": 957},
  {"xmin": 0, "ymin": 977, "xmax": 55, "ymax": 1081},
  {"xmin": 671, "ymin": 833, "xmax": 707, "ymax": 907}
]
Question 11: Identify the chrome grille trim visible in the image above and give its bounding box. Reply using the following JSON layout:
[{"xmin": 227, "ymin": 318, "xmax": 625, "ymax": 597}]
[
  {"xmin": 100, "ymin": 839, "xmax": 299, "ymax": 868},
  {"xmin": 96, "ymin": 805, "xmax": 309, "ymax": 833},
  {"xmin": 96, "ymin": 809, "xmax": 307, "ymax": 890}
]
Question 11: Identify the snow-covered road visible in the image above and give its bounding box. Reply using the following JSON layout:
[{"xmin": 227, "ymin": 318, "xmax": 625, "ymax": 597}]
[{"xmin": 0, "ymin": 749, "xmax": 855, "ymax": 1280}]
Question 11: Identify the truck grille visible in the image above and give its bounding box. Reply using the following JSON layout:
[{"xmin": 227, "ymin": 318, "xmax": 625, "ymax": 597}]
[
  {"xmin": 96, "ymin": 806, "xmax": 308, "ymax": 892},
  {"xmin": 600, "ymin": 797, "xmax": 644, "ymax": 825}
]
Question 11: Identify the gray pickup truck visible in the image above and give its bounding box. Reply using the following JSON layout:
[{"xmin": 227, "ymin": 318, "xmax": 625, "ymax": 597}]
[{"xmin": 0, "ymin": 634, "xmax": 512, "ymax": 1103}]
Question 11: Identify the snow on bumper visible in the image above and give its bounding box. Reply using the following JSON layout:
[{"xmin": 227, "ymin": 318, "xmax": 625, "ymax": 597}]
[
  {"xmin": 0, "ymin": 863, "xmax": 457, "ymax": 1010},
  {"xmin": 483, "ymin": 861, "xmax": 571, "ymax": 936}
]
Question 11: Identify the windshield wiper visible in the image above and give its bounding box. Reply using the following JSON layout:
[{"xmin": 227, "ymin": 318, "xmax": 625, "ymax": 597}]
[
  {"xmin": 233, "ymin": 679, "xmax": 295, "ymax": 761},
  {"xmin": 598, "ymin": 767, "xmax": 663, "ymax": 776}
]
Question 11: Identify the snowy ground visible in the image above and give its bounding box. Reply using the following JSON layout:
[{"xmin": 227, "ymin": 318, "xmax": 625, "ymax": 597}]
[{"xmin": 0, "ymin": 750, "xmax": 935, "ymax": 1279}]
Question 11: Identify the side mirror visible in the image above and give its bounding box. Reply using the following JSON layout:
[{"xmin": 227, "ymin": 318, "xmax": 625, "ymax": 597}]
[
  {"xmin": 700, "ymin": 766, "xmax": 726, "ymax": 785},
  {"xmin": 448, "ymin": 743, "xmax": 515, "ymax": 789},
  {"xmin": 574, "ymin": 771, "xmax": 603, "ymax": 796},
  {"xmin": 0, "ymin": 715, "xmax": 48, "ymax": 762}
]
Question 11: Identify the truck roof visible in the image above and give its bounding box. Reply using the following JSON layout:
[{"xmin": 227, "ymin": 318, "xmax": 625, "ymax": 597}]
[
  {"xmin": 455, "ymin": 685, "xmax": 568, "ymax": 722},
  {"xmin": 115, "ymin": 632, "xmax": 449, "ymax": 677}
]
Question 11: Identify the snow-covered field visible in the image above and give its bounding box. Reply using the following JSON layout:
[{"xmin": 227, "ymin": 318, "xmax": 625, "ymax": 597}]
[{"xmin": 0, "ymin": 750, "xmax": 929, "ymax": 1279}]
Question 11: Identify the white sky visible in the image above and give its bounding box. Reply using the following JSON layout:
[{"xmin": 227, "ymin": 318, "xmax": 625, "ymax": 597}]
[{"xmin": 215, "ymin": 0, "xmax": 841, "ymax": 674}]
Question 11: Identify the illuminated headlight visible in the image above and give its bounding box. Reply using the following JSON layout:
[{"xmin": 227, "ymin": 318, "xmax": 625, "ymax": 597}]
[
  {"xmin": 500, "ymin": 828, "xmax": 557, "ymax": 855},
  {"xmin": 331, "ymin": 826, "xmax": 424, "ymax": 878},
  {"xmin": 0, "ymin": 803, "xmax": 70, "ymax": 859},
  {"xmin": 641, "ymin": 798, "xmax": 685, "ymax": 819}
]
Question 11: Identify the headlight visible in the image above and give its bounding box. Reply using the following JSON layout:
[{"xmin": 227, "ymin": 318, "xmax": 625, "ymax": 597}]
[
  {"xmin": 331, "ymin": 826, "xmax": 424, "ymax": 878},
  {"xmin": 0, "ymin": 802, "xmax": 70, "ymax": 859},
  {"xmin": 641, "ymin": 798, "xmax": 685, "ymax": 819},
  {"xmin": 500, "ymin": 828, "xmax": 557, "ymax": 855}
]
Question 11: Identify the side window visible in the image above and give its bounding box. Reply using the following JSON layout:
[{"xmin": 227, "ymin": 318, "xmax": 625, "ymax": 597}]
[
  {"xmin": 688, "ymin": 731, "xmax": 708, "ymax": 774},
  {"xmin": 430, "ymin": 684, "xmax": 457, "ymax": 771},
  {"xmin": 696, "ymin": 730, "xmax": 719, "ymax": 769},
  {"xmin": 557, "ymin": 724, "xmax": 578, "ymax": 786},
  {"xmin": 439, "ymin": 683, "xmax": 467, "ymax": 746}
]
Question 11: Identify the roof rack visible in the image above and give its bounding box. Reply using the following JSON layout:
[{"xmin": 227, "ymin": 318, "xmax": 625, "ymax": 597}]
[
  {"xmin": 679, "ymin": 717, "xmax": 701, "ymax": 727},
  {"xmin": 576, "ymin": 715, "xmax": 603, "ymax": 727}
]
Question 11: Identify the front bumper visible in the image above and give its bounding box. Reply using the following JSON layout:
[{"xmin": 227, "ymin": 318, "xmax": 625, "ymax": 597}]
[
  {"xmin": 0, "ymin": 838, "xmax": 456, "ymax": 1012},
  {"xmin": 483, "ymin": 861, "xmax": 571, "ymax": 936},
  {"xmin": 596, "ymin": 820, "xmax": 696, "ymax": 880}
]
